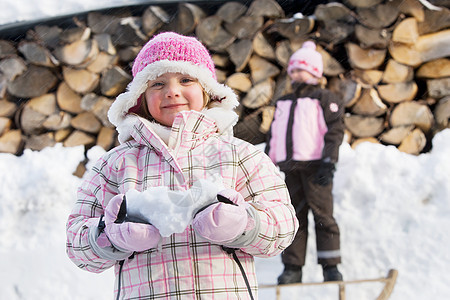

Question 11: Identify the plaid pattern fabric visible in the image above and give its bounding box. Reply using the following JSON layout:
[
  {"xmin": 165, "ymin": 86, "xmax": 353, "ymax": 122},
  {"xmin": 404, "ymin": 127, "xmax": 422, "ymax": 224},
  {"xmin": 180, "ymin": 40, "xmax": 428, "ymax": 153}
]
[{"xmin": 66, "ymin": 111, "xmax": 298, "ymax": 299}]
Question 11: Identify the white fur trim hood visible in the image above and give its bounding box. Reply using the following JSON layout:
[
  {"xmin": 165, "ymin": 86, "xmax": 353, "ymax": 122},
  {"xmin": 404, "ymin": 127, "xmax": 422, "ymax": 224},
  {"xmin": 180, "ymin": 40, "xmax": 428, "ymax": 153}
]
[{"xmin": 107, "ymin": 60, "xmax": 240, "ymax": 143}]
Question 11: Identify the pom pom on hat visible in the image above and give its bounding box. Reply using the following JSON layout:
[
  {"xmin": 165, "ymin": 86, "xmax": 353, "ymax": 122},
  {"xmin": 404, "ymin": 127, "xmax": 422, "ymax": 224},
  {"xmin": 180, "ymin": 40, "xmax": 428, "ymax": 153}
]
[
  {"xmin": 302, "ymin": 41, "xmax": 317, "ymax": 49},
  {"xmin": 287, "ymin": 40, "xmax": 323, "ymax": 78}
]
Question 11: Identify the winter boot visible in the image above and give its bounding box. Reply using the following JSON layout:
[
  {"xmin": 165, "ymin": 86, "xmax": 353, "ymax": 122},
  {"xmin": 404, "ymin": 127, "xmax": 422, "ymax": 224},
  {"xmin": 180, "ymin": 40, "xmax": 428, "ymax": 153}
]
[
  {"xmin": 277, "ymin": 264, "xmax": 302, "ymax": 285},
  {"xmin": 323, "ymin": 265, "xmax": 343, "ymax": 282}
]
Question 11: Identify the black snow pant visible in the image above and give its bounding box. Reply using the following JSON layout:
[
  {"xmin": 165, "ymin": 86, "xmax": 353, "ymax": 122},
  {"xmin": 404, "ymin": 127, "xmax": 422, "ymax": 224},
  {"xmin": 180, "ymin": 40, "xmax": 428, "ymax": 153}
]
[{"xmin": 281, "ymin": 164, "xmax": 341, "ymax": 268}]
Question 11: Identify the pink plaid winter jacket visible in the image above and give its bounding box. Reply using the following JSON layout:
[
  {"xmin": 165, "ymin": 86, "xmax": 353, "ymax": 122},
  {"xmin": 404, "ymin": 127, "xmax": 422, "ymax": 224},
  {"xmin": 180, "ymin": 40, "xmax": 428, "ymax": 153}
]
[{"xmin": 66, "ymin": 111, "xmax": 298, "ymax": 299}]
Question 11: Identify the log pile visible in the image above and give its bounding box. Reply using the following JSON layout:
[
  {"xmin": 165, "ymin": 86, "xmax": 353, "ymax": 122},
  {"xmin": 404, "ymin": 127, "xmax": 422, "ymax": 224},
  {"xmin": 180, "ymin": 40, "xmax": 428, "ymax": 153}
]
[{"xmin": 0, "ymin": 0, "xmax": 449, "ymax": 169}]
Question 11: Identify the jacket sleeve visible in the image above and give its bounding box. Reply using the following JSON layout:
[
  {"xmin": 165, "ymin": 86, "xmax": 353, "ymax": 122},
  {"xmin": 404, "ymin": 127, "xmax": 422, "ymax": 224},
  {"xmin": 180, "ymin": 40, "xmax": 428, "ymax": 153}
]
[
  {"xmin": 264, "ymin": 104, "xmax": 275, "ymax": 156},
  {"xmin": 234, "ymin": 141, "xmax": 299, "ymax": 258},
  {"xmin": 66, "ymin": 151, "xmax": 121, "ymax": 273},
  {"xmin": 320, "ymin": 89, "xmax": 345, "ymax": 163}
]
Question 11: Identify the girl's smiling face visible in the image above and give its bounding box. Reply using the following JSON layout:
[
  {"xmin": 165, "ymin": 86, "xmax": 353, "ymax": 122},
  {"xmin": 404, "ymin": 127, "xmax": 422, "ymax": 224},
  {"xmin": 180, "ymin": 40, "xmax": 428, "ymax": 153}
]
[{"xmin": 144, "ymin": 73, "xmax": 205, "ymax": 127}]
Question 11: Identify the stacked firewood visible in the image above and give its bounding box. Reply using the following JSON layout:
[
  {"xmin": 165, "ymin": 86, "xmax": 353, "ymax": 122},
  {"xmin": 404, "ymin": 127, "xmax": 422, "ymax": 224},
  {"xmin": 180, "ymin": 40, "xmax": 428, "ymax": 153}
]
[{"xmin": 0, "ymin": 0, "xmax": 449, "ymax": 168}]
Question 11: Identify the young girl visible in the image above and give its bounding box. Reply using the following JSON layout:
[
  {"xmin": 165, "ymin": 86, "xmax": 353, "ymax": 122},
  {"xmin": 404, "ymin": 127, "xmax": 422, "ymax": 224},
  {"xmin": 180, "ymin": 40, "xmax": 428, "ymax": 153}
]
[
  {"xmin": 66, "ymin": 32, "xmax": 298, "ymax": 299},
  {"xmin": 266, "ymin": 41, "xmax": 345, "ymax": 284}
]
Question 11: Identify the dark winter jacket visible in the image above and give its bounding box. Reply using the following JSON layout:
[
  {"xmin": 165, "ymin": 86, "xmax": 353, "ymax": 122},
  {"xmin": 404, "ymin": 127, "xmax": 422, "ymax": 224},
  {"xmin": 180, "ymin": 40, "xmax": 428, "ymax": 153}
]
[{"xmin": 265, "ymin": 83, "xmax": 345, "ymax": 171}]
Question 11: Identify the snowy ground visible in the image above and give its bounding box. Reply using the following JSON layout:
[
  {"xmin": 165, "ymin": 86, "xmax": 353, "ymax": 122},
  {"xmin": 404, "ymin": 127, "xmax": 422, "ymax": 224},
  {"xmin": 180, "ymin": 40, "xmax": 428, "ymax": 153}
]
[{"xmin": 1, "ymin": 129, "xmax": 449, "ymax": 299}]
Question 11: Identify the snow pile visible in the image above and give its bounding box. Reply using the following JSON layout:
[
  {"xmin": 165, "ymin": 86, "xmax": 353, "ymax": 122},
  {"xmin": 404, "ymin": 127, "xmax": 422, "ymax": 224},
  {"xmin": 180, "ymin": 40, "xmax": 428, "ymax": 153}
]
[{"xmin": 0, "ymin": 144, "xmax": 114, "ymax": 299}]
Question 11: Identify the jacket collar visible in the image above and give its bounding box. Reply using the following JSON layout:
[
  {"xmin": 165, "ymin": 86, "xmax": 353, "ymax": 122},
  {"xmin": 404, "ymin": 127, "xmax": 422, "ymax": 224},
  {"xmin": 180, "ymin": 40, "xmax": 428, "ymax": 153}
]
[
  {"xmin": 117, "ymin": 105, "xmax": 237, "ymax": 145},
  {"xmin": 128, "ymin": 110, "xmax": 233, "ymax": 155},
  {"xmin": 107, "ymin": 62, "xmax": 240, "ymax": 142}
]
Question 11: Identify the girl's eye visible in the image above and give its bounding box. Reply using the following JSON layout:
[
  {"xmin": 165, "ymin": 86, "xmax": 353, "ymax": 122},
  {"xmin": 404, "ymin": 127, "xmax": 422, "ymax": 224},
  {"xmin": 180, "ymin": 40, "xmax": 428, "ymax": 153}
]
[
  {"xmin": 180, "ymin": 77, "xmax": 194, "ymax": 84},
  {"xmin": 149, "ymin": 82, "xmax": 164, "ymax": 88}
]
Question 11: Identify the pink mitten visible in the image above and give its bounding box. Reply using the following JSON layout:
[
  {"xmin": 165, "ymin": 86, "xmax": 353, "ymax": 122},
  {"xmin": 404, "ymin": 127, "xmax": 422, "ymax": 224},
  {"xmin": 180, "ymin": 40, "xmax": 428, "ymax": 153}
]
[
  {"xmin": 103, "ymin": 194, "xmax": 161, "ymax": 252},
  {"xmin": 192, "ymin": 189, "xmax": 254, "ymax": 244}
]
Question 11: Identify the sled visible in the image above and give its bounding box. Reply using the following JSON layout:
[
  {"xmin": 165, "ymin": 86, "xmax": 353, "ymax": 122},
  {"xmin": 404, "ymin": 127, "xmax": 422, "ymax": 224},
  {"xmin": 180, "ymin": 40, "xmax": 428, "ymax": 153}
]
[{"xmin": 259, "ymin": 268, "xmax": 398, "ymax": 300}]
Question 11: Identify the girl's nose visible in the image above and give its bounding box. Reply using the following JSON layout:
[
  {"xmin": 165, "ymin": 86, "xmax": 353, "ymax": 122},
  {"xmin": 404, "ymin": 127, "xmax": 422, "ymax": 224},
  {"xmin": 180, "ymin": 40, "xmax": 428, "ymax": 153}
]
[{"xmin": 165, "ymin": 81, "xmax": 180, "ymax": 98}]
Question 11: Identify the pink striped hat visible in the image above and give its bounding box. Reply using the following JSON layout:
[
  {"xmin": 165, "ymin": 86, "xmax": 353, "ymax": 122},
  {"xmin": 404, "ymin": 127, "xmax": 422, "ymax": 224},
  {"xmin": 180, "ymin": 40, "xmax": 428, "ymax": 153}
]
[{"xmin": 287, "ymin": 41, "xmax": 323, "ymax": 78}]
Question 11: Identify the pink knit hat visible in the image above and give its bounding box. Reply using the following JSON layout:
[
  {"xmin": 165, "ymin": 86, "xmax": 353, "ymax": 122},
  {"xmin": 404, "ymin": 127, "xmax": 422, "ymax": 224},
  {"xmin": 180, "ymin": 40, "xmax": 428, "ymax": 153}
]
[
  {"xmin": 287, "ymin": 41, "xmax": 323, "ymax": 78},
  {"xmin": 108, "ymin": 32, "xmax": 239, "ymax": 133},
  {"xmin": 131, "ymin": 32, "xmax": 216, "ymax": 79}
]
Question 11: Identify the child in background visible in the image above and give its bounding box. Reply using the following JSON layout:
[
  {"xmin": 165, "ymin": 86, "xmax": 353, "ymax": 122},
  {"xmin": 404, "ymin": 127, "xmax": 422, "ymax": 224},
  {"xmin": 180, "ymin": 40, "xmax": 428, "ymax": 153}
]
[
  {"xmin": 266, "ymin": 41, "xmax": 345, "ymax": 284},
  {"xmin": 66, "ymin": 32, "xmax": 298, "ymax": 299}
]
